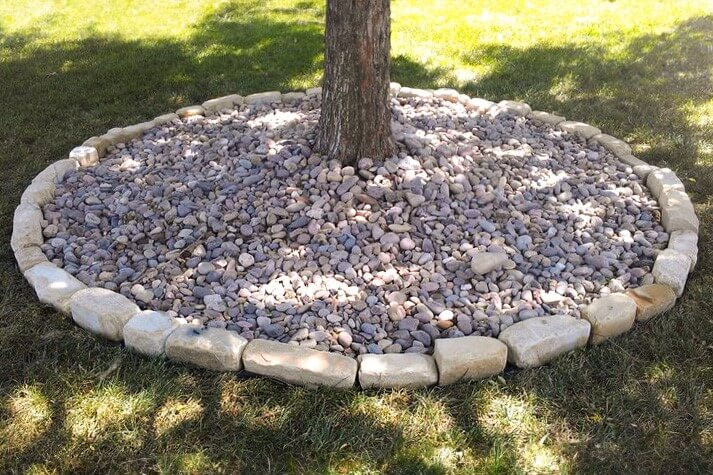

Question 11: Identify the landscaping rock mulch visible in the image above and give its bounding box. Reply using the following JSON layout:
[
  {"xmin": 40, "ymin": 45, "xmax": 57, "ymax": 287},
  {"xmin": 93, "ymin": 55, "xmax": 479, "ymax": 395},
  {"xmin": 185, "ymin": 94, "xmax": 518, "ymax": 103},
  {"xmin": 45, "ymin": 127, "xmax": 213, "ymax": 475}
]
[{"xmin": 38, "ymin": 94, "xmax": 668, "ymax": 357}]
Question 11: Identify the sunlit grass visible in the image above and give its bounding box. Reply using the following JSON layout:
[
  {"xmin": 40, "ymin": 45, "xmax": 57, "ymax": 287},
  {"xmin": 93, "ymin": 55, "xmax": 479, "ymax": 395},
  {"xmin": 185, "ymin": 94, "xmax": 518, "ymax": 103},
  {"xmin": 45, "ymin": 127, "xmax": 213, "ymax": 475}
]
[
  {"xmin": 478, "ymin": 393, "xmax": 565, "ymax": 473},
  {"xmin": 0, "ymin": 386, "xmax": 53, "ymax": 454},
  {"xmin": 153, "ymin": 397, "xmax": 204, "ymax": 437},
  {"xmin": 65, "ymin": 385, "xmax": 154, "ymax": 448}
]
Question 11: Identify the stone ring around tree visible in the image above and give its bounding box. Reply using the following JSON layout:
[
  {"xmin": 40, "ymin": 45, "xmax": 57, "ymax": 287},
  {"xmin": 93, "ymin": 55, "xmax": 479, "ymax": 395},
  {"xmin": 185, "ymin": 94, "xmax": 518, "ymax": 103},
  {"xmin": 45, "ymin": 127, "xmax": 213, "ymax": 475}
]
[{"xmin": 11, "ymin": 85, "xmax": 699, "ymax": 389}]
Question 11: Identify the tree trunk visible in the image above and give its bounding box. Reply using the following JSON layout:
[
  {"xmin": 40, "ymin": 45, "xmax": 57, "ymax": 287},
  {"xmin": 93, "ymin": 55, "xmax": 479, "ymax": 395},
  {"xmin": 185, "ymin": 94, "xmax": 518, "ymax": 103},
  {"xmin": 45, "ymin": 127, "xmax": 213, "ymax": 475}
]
[{"xmin": 317, "ymin": 0, "xmax": 395, "ymax": 165}]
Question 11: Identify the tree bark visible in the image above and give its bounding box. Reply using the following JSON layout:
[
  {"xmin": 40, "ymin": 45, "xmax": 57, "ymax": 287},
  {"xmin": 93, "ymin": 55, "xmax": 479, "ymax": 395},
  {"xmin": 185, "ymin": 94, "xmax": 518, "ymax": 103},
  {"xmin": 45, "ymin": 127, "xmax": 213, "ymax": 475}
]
[{"xmin": 317, "ymin": 0, "xmax": 395, "ymax": 166}]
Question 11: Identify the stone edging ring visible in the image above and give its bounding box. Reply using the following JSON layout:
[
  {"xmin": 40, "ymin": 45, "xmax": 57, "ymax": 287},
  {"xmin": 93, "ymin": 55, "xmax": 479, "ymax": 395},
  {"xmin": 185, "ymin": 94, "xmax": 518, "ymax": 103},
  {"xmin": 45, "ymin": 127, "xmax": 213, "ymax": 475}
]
[{"xmin": 11, "ymin": 85, "xmax": 699, "ymax": 389}]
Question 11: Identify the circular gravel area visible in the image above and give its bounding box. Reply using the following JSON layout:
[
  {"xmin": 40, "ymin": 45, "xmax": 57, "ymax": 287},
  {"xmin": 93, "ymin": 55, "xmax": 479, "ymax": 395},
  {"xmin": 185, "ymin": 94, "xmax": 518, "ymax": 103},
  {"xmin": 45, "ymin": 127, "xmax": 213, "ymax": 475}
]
[{"xmin": 39, "ymin": 94, "xmax": 667, "ymax": 357}]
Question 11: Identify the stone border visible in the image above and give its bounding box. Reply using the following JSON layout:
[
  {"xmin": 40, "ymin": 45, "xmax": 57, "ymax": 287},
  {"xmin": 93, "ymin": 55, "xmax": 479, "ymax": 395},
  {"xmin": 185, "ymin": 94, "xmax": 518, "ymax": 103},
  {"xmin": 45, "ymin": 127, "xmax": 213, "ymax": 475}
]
[{"xmin": 12, "ymin": 85, "xmax": 699, "ymax": 389}]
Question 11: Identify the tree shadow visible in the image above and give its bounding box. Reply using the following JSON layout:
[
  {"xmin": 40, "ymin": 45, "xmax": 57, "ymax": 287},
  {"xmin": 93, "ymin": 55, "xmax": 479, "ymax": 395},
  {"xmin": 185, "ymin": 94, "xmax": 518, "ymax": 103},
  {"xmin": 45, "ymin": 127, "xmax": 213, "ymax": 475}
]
[{"xmin": 458, "ymin": 15, "xmax": 713, "ymax": 201}]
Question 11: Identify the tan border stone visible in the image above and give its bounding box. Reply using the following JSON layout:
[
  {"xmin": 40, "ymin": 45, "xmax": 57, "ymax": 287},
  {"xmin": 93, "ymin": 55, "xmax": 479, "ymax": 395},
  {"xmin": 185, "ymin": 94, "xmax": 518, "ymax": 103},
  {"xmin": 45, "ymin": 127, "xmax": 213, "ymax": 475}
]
[
  {"xmin": 626, "ymin": 284, "xmax": 677, "ymax": 322},
  {"xmin": 165, "ymin": 325, "xmax": 248, "ymax": 371},
  {"xmin": 176, "ymin": 105, "xmax": 205, "ymax": 118},
  {"xmin": 69, "ymin": 146, "xmax": 99, "ymax": 167},
  {"xmin": 53, "ymin": 159, "xmax": 79, "ymax": 180},
  {"xmin": 152, "ymin": 113, "xmax": 178, "ymax": 126},
  {"xmin": 633, "ymin": 164, "xmax": 655, "ymax": 179},
  {"xmin": 70, "ymin": 287, "xmax": 141, "ymax": 341},
  {"xmin": 243, "ymin": 340, "xmax": 357, "ymax": 388},
  {"xmin": 433, "ymin": 88, "xmax": 460, "ymax": 102},
  {"xmin": 398, "ymin": 87, "xmax": 433, "ymax": 99},
  {"xmin": 527, "ymin": 110, "xmax": 565, "ymax": 126},
  {"xmin": 652, "ymin": 249, "xmax": 691, "ymax": 297},
  {"xmin": 21, "ymin": 174, "xmax": 56, "ymax": 206},
  {"xmin": 591, "ymin": 133, "xmax": 632, "ymax": 157},
  {"xmin": 123, "ymin": 310, "xmax": 182, "ymax": 356},
  {"xmin": 82, "ymin": 136, "xmax": 109, "ymax": 157},
  {"xmin": 245, "ymin": 91, "xmax": 281, "ymax": 104},
  {"xmin": 24, "ymin": 262, "xmax": 87, "ymax": 313},
  {"xmin": 558, "ymin": 121, "xmax": 601, "ymax": 139},
  {"xmin": 14, "ymin": 245, "xmax": 48, "ymax": 273},
  {"xmin": 494, "ymin": 100, "xmax": 531, "ymax": 116},
  {"xmin": 306, "ymin": 86, "xmax": 322, "ymax": 96},
  {"xmin": 660, "ymin": 188, "xmax": 699, "ymax": 233},
  {"xmin": 433, "ymin": 336, "xmax": 507, "ymax": 385},
  {"xmin": 499, "ymin": 315, "xmax": 591, "ymax": 368},
  {"xmin": 581, "ymin": 294, "xmax": 637, "ymax": 345},
  {"xmin": 646, "ymin": 167, "xmax": 684, "ymax": 200},
  {"xmin": 358, "ymin": 353, "xmax": 438, "ymax": 389},
  {"xmin": 618, "ymin": 154, "xmax": 648, "ymax": 167},
  {"xmin": 202, "ymin": 94, "xmax": 243, "ymax": 112},
  {"xmin": 11, "ymin": 203, "xmax": 43, "ymax": 252},
  {"xmin": 465, "ymin": 97, "xmax": 495, "ymax": 113},
  {"xmin": 282, "ymin": 92, "xmax": 306, "ymax": 104},
  {"xmin": 668, "ymin": 230, "xmax": 698, "ymax": 271}
]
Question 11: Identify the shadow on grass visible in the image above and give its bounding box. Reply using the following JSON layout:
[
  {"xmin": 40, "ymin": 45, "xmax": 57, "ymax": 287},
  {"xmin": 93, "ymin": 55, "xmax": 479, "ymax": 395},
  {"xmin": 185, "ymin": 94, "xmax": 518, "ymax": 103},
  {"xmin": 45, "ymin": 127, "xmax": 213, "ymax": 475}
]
[
  {"xmin": 1, "ymin": 4, "xmax": 713, "ymax": 474},
  {"xmin": 466, "ymin": 15, "xmax": 713, "ymax": 201}
]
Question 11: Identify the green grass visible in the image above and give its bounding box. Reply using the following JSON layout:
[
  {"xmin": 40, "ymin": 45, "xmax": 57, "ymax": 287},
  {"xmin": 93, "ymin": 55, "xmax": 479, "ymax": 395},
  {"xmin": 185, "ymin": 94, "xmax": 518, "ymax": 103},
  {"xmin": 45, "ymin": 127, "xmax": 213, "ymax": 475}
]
[{"xmin": 1, "ymin": 0, "xmax": 712, "ymax": 472}]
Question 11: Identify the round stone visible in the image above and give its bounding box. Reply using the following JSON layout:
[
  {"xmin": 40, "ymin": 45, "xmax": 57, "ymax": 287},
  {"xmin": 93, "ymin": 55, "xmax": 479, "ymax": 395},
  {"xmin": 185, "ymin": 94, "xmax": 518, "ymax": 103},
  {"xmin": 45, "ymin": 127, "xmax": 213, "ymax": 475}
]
[{"xmin": 238, "ymin": 253, "xmax": 255, "ymax": 267}]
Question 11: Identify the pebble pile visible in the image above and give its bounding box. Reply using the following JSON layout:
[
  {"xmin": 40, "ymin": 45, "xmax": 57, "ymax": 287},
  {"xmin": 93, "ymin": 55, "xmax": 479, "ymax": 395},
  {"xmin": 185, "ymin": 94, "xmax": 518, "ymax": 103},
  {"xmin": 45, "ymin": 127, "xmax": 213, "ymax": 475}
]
[{"xmin": 39, "ymin": 93, "xmax": 667, "ymax": 357}]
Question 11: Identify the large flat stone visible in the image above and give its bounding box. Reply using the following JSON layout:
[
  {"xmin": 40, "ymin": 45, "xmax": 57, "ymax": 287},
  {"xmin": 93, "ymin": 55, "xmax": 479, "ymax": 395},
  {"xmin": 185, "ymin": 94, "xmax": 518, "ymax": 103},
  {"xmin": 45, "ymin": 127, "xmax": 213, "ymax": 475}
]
[
  {"xmin": 245, "ymin": 91, "xmax": 281, "ymax": 104},
  {"xmin": 633, "ymin": 164, "xmax": 655, "ymax": 179},
  {"xmin": 660, "ymin": 188, "xmax": 699, "ymax": 233},
  {"xmin": 498, "ymin": 315, "xmax": 590, "ymax": 368},
  {"xmin": 652, "ymin": 249, "xmax": 691, "ymax": 297},
  {"xmin": 281, "ymin": 92, "xmax": 306, "ymax": 104},
  {"xmin": 152, "ymin": 113, "xmax": 178, "ymax": 126},
  {"xmin": 69, "ymin": 146, "xmax": 99, "ymax": 167},
  {"xmin": 202, "ymin": 94, "xmax": 242, "ymax": 112},
  {"xmin": 32, "ymin": 164, "xmax": 57, "ymax": 185},
  {"xmin": 398, "ymin": 87, "xmax": 433, "ymax": 99},
  {"xmin": 646, "ymin": 168, "xmax": 684, "ymax": 199},
  {"xmin": 176, "ymin": 105, "xmax": 205, "ymax": 118},
  {"xmin": 14, "ymin": 245, "xmax": 48, "ymax": 272},
  {"xmin": 433, "ymin": 88, "xmax": 460, "ymax": 102},
  {"xmin": 165, "ymin": 326, "xmax": 247, "ymax": 371},
  {"xmin": 102, "ymin": 127, "xmax": 131, "ymax": 145},
  {"xmin": 464, "ymin": 97, "xmax": 495, "ymax": 113},
  {"xmin": 52, "ymin": 159, "xmax": 79, "ymax": 180},
  {"xmin": 495, "ymin": 100, "xmax": 531, "ymax": 116},
  {"xmin": 358, "ymin": 353, "xmax": 438, "ymax": 389},
  {"xmin": 24, "ymin": 262, "xmax": 87, "ymax": 313},
  {"xmin": 123, "ymin": 310, "xmax": 181, "ymax": 356},
  {"xmin": 11, "ymin": 203, "xmax": 44, "ymax": 252},
  {"xmin": 20, "ymin": 178, "xmax": 55, "ymax": 206},
  {"xmin": 591, "ymin": 133, "xmax": 631, "ymax": 157},
  {"xmin": 70, "ymin": 287, "xmax": 140, "ymax": 341},
  {"xmin": 558, "ymin": 121, "xmax": 601, "ymax": 139},
  {"xmin": 305, "ymin": 86, "xmax": 322, "ymax": 96},
  {"xmin": 528, "ymin": 110, "xmax": 565, "ymax": 126},
  {"xmin": 122, "ymin": 121, "xmax": 154, "ymax": 141},
  {"xmin": 433, "ymin": 336, "xmax": 507, "ymax": 385},
  {"xmin": 581, "ymin": 294, "xmax": 637, "ymax": 344},
  {"xmin": 242, "ymin": 340, "xmax": 357, "ymax": 388},
  {"xmin": 626, "ymin": 284, "xmax": 677, "ymax": 322},
  {"xmin": 618, "ymin": 154, "xmax": 648, "ymax": 168},
  {"xmin": 82, "ymin": 136, "xmax": 109, "ymax": 157},
  {"xmin": 668, "ymin": 230, "xmax": 698, "ymax": 271}
]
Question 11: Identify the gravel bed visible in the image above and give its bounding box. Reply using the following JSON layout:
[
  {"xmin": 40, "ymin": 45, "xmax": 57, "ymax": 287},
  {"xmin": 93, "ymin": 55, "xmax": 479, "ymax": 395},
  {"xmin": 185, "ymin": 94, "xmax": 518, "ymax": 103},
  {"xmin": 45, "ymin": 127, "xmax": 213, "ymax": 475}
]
[{"xmin": 39, "ymin": 94, "xmax": 667, "ymax": 357}]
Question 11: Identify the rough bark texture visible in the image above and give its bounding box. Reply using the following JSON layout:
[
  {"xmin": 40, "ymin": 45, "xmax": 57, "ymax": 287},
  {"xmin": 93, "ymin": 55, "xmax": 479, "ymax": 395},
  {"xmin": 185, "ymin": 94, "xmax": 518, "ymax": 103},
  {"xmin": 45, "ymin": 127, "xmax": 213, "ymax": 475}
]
[{"xmin": 317, "ymin": 0, "xmax": 395, "ymax": 165}]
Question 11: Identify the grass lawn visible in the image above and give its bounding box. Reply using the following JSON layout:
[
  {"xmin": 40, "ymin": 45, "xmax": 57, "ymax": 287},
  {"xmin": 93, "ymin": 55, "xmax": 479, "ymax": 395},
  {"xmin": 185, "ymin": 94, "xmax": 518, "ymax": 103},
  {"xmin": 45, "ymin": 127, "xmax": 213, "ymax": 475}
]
[{"xmin": 1, "ymin": 0, "xmax": 712, "ymax": 472}]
